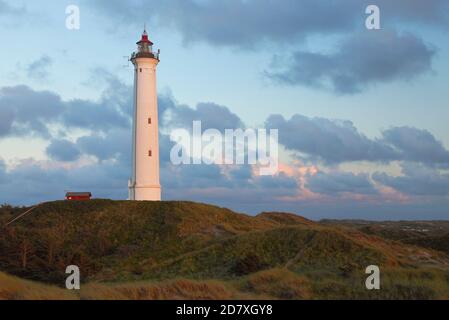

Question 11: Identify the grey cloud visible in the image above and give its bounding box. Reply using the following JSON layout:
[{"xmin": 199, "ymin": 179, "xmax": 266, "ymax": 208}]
[
  {"xmin": 7, "ymin": 80, "xmax": 447, "ymax": 173},
  {"xmin": 159, "ymin": 133, "xmax": 176, "ymax": 165},
  {"xmin": 62, "ymin": 98, "xmax": 130, "ymax": 132},
  {"xmin": 66, "ymin": 92, "xmax": 244, "ymax": 163},
  {"xmin": 0, "ymin": 74, "xmax": 242, "ymax": 163},
  {"xmin": 266, "ymin": 114, "xmax": 449, "ymax": 166},
  {"xmin": 85, "ymin": 1, "xmax": 443, "ymax": 94},
  {"xmin": 0, "ymin": 75, "xmax": 239, "ymax": 142},
  {"xmin": 0, "ymin": 160, "xmax": 129, "ymax": 205},
  {"xmin": 0, "ymin": 0, "xmax": 23, "ymax": 16},
  {"xmin": 166, "ymin": 101, "xmax": 244, "ymax": 131},
  {"xmin": 86, "ymin": 0, "xmax": 448, "ymax": 49},
  {"xmin": 87, "ymin": 0, "xmax": 357, "ymax": 48},
  {"xmin": 46, "ymin": 139, "xmax": 81, "ymax": 162},
  {"xmin": 88, "ymin": 68, "xmax": 134, "ymax": 118},
  {"xmin": 306, "ymin": 171, "xmax": 377, "ymax": 195},
  {"xmin": 0, "ymin": 108, "xmax": 14, "ymax": 136},
  {"xmin": 373, "ymin": 163, "xmax": 449, "ymax": 196},
  {"xmin": 163, "ymin": 164, "xmax": 227, "ymax": 189},
  {"xmin": 0, "ymin": 77, "xmax": 131, "ymax": 139},
  {"xmin": 158, "ymin": 95, "xmax": 177, "ymax": 120},
  {"xmin": 267, "ymin": 30, "xmax": 436, "ymax": 94},
  {"xmin": 76, "ymin": 128, "xmax": 132, "ymax": 164},
  {"xmin": 0, "ymin": 85, "xmax": 63, "ymax": 138},
  {"xmin": 257, "ymin": 173, "xmax": 298, "ymax": 189},
  {"xmin": 265, "ymin": 114, "xmax": 398, "ymax": 163},
  {"xmin": 229, "ymin": 165, "xmax": 253, "ymax": 181},
  {"xmin": 379, "ymin": 0, "xmax": 449, "ymax": 26},
  {"xmin": 0, "ymin": 158, "xmax": 6, "ymax": 183},
  {"xmin": 1, "ymin": 163, "xmax": 68, "ymax": 204},
  {"xmin": 383, "ymin": 126, "xmax": 449, "ymax": 164},
  {"xmin": 26, "ymin": 55, "xmax": 52, "ymax": 80}
]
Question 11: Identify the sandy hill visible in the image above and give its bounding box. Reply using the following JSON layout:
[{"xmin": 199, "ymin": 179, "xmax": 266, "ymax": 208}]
[{"xmin": 1, "ymin": 200, "xmax": 449, "ymax": 299}]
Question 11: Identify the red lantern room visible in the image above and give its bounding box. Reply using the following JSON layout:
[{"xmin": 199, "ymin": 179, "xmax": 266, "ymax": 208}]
[
  {"xmin": 132, "ymin": 27, "xmax": 160, "ymax": 60},
  {"xmin": 137, "ymin": 29, "xmax": 153, "ymax": 52}
]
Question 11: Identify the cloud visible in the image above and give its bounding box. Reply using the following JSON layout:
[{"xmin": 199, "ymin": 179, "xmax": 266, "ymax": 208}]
[
  {"xmin": 62, "ymin": 98, "xmax": 130, "ymax": 132},
  {"xmin": 161, "ymin": 163, "xmax": 300, "ymax": 208},
  {"xmin": 306, "ymin": 171, "xmax": 377, "ymax": 195},
  {"xmin": 0, "ymin": 159, "xmax": 129, "ymax": 205},
  {"xmin": 46, "ymin": 139, "xmax": 81, "ymax": 162},
  {"xmin": 76, "ymin": 129, "xmax": 131, "ymax": 162},
  {"xmin": 0, "ymin": 0, "xmax": 23, "ymax": 16},
  {"xmin": 0, "ymin": 78, "xmax": 131, "ymax": 139},
  {"xmin": 257, "ymin": 173, "xmax": 298, "ymax": 189},
  {"xmin": 382, "ymin": 126, "xmax": 449, "ymax": 165},
  {"xmin": 26, "ymin": 55, "xmax": 52, "ymax": 80},
  {"xmin": 163, "ymin": 163, "xmax": 228, "ymax": 189},
  {"xmin": 86, "ymin": 68, "xmax": 135, "ymax": 118},
  {"xmin": 0, "ymin": 71, "xmax": 244, "ymax": 142},
  {"xmin": 0, "ymin": 85, "xmax": 64, "ymax": 138},
  {"xmin": 378, "ymin": 0, "xmax": 449, "ymax": 26},
  {"xmin": 84, "ymin": 1, "xmax": 444, "ymax": 94},
  {"xmin": 267, "ymin": 30, "xmax": 436, "ymax": 93},
  {"xmin": 165, "ymin": 101, "xmax": 244, "ymax": 131},
  {"xmin": 373, "ymin": 163, "xmax": 449, "ymax": 196},
  {"xmin": 266, "ymin": 114, "xmax": 449, "ymax": 166},
  {"xmin": 0, "ymin": 158, "xmax": 6, "ymax": 183},
  {"xmin": 86, "ymin": 0, "xmax": 356, "ymax": 48},
  {"xmin": 265, "ymin": 114, "xmax": 398, "ymax": 163},
  {"xmin": 86, "ymin": 0, "xmax": 449, "ymax": 49},
  {"xmin": 0, "ymin": 107, "xmax": 14, "ymax": 136},
  {"xmin": 229, "ymin": 165, "xmax": 253, "ymax": 182}
]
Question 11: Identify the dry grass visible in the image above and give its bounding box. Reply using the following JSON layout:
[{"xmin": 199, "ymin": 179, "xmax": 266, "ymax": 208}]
[
  {"xmin": 0, "ymin": 271, "xmax": 237, "ymax": 300},
  {"xmin": 2, "ymin": 267, "xmax": 449, "ymax": 300},
  {"xmin": 239, "ymin": 268, "xmax": 312, "ymax": 299},
  {"xmin": 81, "ymin": 279, "xmax": 235, "ymax": 300},
  {"xmin": 0, "ymin": 272, "xmax": 76, "ymax": 300}
]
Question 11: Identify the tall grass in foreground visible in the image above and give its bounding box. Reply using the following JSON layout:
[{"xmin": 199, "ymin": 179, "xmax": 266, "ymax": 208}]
[
  {"xmin": 1, "ymin": 267, "xmax": 449, "ymax": 300},
  {"xmin": 0, "ymin": 272, "xmax": 76, "ymax": 300}
]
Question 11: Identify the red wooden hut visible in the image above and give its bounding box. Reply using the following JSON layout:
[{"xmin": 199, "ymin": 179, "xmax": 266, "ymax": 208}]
[{"xmin": 65, "ymin": 192, "xmax": 92, "ymax": 201}]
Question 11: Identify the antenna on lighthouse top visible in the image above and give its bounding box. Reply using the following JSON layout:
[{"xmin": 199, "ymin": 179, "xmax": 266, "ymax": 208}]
[{"xmin": 122, "ymin": 55, "xmax": 130, "ymax": 67}]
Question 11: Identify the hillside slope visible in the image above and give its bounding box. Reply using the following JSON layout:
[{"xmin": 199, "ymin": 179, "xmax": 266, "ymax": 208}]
[
  {"xmin": 322, "ymin": 219, "xmax": 449, "ymax": 255},
  {"xmin": 1, "ymin": 200, "xmax": 449, "ymax": 299}
]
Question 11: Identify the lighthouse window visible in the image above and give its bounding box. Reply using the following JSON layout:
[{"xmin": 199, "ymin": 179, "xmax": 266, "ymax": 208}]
[
  {"xmin": 140, "ymin": 68, "xmax": 142, "ymax": 72},
  {"xmin": 148, "ymin": 150, "xmax": 152, "ymax": 157},
  {"xmin": 148, "ymin": 117, "xmax": 151, "ymax": 124}
]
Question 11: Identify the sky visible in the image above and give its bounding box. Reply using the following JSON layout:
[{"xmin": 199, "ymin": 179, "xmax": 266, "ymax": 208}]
[{"xmin": 1, "ymin": 0, "xmax": 449, "ymax": 220}]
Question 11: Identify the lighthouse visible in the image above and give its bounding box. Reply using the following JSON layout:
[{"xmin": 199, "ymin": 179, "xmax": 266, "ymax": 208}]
[{"xmin": 128, "ymin": 29, "xmax": 161, "ymax": 201}]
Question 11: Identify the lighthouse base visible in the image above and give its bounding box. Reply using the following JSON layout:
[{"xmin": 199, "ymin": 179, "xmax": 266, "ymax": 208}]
[{"xmin": 128, "ymin": 183, "xmax": 161, "ymax": 201}]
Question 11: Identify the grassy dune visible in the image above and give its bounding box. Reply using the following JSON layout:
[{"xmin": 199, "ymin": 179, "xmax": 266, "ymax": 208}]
[{"xmin": 1, "ymin": 200, "xmax": 449, "ymax": 299}]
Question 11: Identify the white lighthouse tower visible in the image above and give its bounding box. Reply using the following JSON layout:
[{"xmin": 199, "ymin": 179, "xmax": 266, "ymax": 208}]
[{"xmin": 128, "ymin": 29, "xmax": 161, "ymax": 201}]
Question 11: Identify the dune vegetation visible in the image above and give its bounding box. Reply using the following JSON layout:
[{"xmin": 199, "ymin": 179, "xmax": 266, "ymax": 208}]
[{"xmin": 0, "ymin": 200, "xmax": 448, "ymax": 300}]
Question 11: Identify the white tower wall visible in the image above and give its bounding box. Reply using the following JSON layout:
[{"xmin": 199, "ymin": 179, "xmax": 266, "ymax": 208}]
[{"xmin": 128, "ymin": 36, "xmax": 161, "ymax": 201}]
